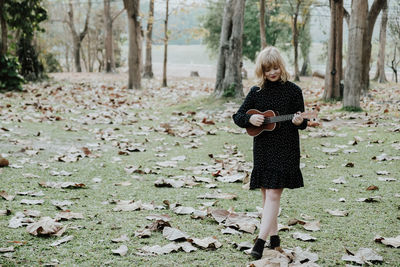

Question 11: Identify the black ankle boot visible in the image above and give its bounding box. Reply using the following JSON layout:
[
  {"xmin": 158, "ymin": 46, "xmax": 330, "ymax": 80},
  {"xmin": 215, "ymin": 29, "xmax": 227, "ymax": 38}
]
[
  {"xmin": 269, "ymin": 235, "xmax": 280, "ymax": 249},
  {"xmin": 250, "ymin": 238, "xmax": 265, "ymax": 260}
]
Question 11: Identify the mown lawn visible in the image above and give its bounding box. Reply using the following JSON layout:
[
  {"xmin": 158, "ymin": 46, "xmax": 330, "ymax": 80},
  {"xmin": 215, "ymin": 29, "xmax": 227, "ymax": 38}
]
[{"xmin": 0, "ymin": 74, "xmax": 399, "ymax": 266}]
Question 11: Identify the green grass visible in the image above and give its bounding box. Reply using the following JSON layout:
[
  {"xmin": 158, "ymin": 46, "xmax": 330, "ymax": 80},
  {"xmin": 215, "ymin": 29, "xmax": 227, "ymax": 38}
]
[{"xmin": 1, "ymin": 76, "xmax": 399, "ymax": 266}]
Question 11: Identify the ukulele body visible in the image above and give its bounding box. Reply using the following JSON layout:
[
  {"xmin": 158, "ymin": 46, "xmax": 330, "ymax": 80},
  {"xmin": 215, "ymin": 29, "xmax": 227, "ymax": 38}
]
[{"xmin": 246, "ymin": 109, "xmax": 279, "ymax": 136}]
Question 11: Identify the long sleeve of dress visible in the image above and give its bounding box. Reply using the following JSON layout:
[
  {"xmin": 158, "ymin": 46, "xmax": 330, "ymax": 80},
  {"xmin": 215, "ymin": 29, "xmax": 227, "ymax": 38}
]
[
  {"xmin": 232, "ymin": 87, "xmax": 256, "ymax": 128},
  {"xmin": 292, "ymin": 86, "xmax": 308, "ymax": 130}
]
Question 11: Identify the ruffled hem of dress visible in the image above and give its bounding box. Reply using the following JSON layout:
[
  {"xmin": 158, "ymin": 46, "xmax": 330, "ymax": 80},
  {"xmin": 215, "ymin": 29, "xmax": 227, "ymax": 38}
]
[{"xmin": 249, "ymin": 168, "xmax": 304, "ymax": 190}]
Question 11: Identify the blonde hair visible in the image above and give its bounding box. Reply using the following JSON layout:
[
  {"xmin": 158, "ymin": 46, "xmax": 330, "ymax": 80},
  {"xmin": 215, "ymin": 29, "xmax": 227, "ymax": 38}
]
[{"xmin": 255, "ymin": 46, "xmax": 290, "ymax": 88}]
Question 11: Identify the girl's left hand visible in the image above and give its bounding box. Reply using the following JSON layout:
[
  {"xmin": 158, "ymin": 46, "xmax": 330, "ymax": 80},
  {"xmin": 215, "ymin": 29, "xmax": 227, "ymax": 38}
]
[{"xmin": 292, "ymin": 111, "xmax": 303, "ymax": 126}]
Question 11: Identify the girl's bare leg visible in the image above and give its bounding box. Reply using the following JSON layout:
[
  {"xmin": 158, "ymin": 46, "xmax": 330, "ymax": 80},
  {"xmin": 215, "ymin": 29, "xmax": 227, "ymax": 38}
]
[
  {"xmin": 261, "ymin": 189, "xmax": 266, "ymax": 208},
  {"xmin": 258, "ymin": 188, "xmax": 283, "ymax": 241}
]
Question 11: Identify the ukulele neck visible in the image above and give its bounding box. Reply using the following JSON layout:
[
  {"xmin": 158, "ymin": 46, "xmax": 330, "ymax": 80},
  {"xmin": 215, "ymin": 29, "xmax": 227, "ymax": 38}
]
[{"xmin": 263, "ymin": 114, "xmax": 294, "ymax": 124}]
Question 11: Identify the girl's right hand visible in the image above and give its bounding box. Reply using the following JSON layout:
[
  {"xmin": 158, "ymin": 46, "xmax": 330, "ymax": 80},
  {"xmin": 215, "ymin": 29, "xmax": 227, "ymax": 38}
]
[{"xmin": 249, "ymin": 114, "xmax": 264, "ymax": 127}]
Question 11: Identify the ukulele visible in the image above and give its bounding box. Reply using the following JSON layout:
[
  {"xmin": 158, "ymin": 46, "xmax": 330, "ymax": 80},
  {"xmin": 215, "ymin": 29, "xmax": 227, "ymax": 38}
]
[{"xmin": 245, "ymin": 109, "xmax": 318, "ymax": 137}]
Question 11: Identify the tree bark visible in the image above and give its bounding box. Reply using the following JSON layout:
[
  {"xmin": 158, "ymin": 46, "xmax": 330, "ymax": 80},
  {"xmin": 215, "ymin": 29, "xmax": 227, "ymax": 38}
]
[
  {"xmin": 143, "ymin": 0, "xmax": 154, "ymax": 78},
  {"xmin": 324, "ymin": 0, "xmax": 343, "ymax": 100},
  {"xmin": 373, "ymin": 0, "xmax": 387, "ymax": 83},
  {"xmin": 259, "ymin": 0, "xmax": 267, "ymax": 49},
  {"xmin": 291, "ymin": 0, "xmax": 301, "ymax": 82},
  {"xmin": 67, "ymin": 0, "xmax": 92, "ymax": 72},
  {"xmin": 104, "ymin": 0, "xmax": 113, "ymax": 72},
  {"xmin": 343, "ymin": 0, "xmax": 368, "ymax": 109},
  {"xmin": 361, "ymin": 0, "xmax": 386, "ymax": 93},
  {"xmin": 215, "ymin": 0, "xmax": 245, "ymax": 98},
  {"xmin": 0, "ymin": 0, "xmax": 7, "ymax": 55},
  {"xmin": 124, "ymin": 0, "xmax": 142, "ymax": 89},
  {"xmin": 162, "ymin": 0, "xmax": 169, "ymax": 87}
]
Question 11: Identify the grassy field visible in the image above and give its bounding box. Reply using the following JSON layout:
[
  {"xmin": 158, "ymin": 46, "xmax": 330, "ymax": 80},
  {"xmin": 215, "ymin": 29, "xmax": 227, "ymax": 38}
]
[{"xmin": 0, "ymin": 74, "xmax": 399, "ymax": 266}]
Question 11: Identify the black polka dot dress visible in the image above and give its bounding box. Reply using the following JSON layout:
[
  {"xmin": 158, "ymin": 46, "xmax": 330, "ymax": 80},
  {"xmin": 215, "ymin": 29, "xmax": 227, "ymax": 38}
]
[{"xmin": 233, "ymin": 79, "xmax": 308, "ymax": 190}]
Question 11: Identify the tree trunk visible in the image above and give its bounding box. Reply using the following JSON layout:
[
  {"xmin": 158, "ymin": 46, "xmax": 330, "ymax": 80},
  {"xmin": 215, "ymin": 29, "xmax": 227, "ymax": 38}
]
[
  {"xmin": 300, "ymin": 55, "xmax": 311, "ymax": 76},
  {"xmin": 88, "ymin": 30, "xmax": 93, "ymax": 72},
  {"xmin": 373, "ymin": 0, "xmax": 387, "ymax": 83},
  {"xmin": 259, "ymin": 0, "xmax": 267, "ymax": 49},
  {"xmin": 0, "ymin": 0, "xmax": 7, "ymax": 55},
  {"xmin": 343, "ymin": 0, "xmax": 368, "ymax": 109},
  {"xmin": 324, "ymin": 0, "xmax": 343, "ymax": 100},
  {"xmin": 67, "ymin": 0, "xmax": 91, "ymax": 72},
  {"xmin": 143, "ymin": 0, "xmax": 154, "ymax": 78},
  {"xmin": 104, "ymin": 0, "xmax": 113, "ymax": 72},
  {"xmin": 291, "ymin": 1, "xmax": 301, "ymax": 82},
  {"xmin": 361, "ymin": 0, "xmax": 386, "ymax": 93},
  {"xmin": 162, "ymin": 0, "xmax": 169, "ymax": 87},
  {"xmin": 215, "ymin": 0, "xmax": 245, "ymax": 98},
  {"xmin": 65, "ymin": 44, "xmax": 70, "ymax": 72},
  {"xmin": 124, "ymin": 0, "xmax": 142, "ymax": 89},
  {"xmin": 390, "ymin": 45, "xmax": 398, "ymax": 83}
]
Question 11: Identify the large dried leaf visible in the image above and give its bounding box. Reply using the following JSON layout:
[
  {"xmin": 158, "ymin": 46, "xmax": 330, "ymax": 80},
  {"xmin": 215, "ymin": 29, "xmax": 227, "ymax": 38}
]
[
  {"xmin": 197, "ymin": 192, "xmax": 237, "ymax": 200},
  {"xmin": 140, "ymin": 243, "xmax": 182, "ymax": 255},
  {"xmin": 20, "ymin": 199, "xmax": 44, "ymax": 205},
  {"xmin": 211, "ymin": 209, "xmax": 230, "ymax": 223},
  {"xmin": 8, "ymin": 212, "xmax": 34, "ymax": 228},
  {"xmin": 163, "ymin": 227, "xmax": 189, "ymax": 241},
  {"xmin": 112, "ymin": 234, "xmax": 130, "ymax": 243},
  {"xmin": 0, "ymin": 209, "xmax": 12, "ymax": 216},
  {"xmin": 50, "ymin": 235, "xmax": 73, "ymax": 247},
  {"xmin": 39, "ymin": 181, "xmax": 86, "ymax": 189},
  {"xmin": 0, "ymin": 190, "xmax": 15, "ymax": 201},
  {"xmin": 190, "ymin": 236, "xmax": 222, "ymax": 249},
  {"xmin": 54, "ymin": 211, "xmax": 84, "ymax": 221},
  {"xmin": 172, "ymin": 206, "xmax": 195, "ymax": 215},
  {"xmin": 112, "ymin": 245, "xmax": 128, "ymax": 256},
  {"xmin": 326, "ymin": 209, "xmax": 348, "ymax": 217},
  {"xmin": 342, "ymin": 248, "xmax": 383, "ymax": 264},
  {"xmin": 26, "ymin": 217, "xmax": 65, "ymax": 236},
  {"xmin": 23, "ymin": 209, "xmax": 41, "ymax": 217},
  {"xmin": 145, "ymin": 214, "xmax": 171, "ymax": 222},
  {"xmin": 292, "ymin": 232, "xmax": 317, "ymax": 241},
  {"xmin": 374, "ymin": 235, "xmax": 400, "ymax": 248},
  {"xmin": 356, "ymin": 196, "xmax": 382, "ymax": 203},
  {"xmin": 154, "ymin": 178, "xmax": 185, "ymax": 188},
  {"xmin": 303, "ymin": 220, "xmax": 321, "ymax": 231},
  {"xmin": 216, "ymin": 173, "xmax": 246, "ymax": 183},
  {"xmin": 113, "ymin": 200, "xmax": 155, "ymax": 212},
  {"xmin": 0, "ymin": 246, "xmax": 14, "ymax": 253}
]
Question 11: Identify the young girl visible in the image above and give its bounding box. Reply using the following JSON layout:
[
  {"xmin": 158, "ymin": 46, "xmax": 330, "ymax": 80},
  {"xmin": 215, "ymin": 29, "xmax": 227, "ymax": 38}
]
[{"xmin": 232, "ymin": 46, "xmax": 308, "ymax": 259}]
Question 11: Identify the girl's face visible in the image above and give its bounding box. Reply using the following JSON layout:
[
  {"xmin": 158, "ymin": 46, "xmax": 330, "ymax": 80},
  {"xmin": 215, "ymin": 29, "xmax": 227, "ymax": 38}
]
[{"xmin": 264, "ymin": 65, "xmax": 281, "ymax": 82}]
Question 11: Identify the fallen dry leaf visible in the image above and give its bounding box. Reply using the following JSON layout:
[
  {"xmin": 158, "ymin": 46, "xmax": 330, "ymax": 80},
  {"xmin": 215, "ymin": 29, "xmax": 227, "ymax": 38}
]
[
  {"xmin": 112, "ymin": 245, "xmax": 128, "ymax": 256},
  {"xmin": 326, "ymin": 209, "xmax": 349, "ymax": 217},
  {"xmin": 8, "ymin": 212, "xmax": 34, "ymax": 228},
  {"xmin": 50, "ymin": 235, "xmax": 73, "ymax": 247},
  {"xmin": 292, "ymin": 232, "xmax": 317, "ymax": 241},
  {"xmin": 0, "ymin": 157, "xmax": 9, "ymax": 167},
  {"xmin": 0, "ymin": 209, "xmax": 12, "ymax": 216},
  {"xmin": 374, "ymin": 235, "xmax": 400, "ymax": 248},
  {"xmin": 189, "ymin": 236, "xmax": 222, "ymax": 249},
  {"xmin": 26, "ymin": 217, "xmax": 65, "ymax": 236},
  {"xmin": 163, "ymin": 227, "xmax": 189, "ymax": 241},
  {"xmin": 342, "ymin": 247, "xmax": 383, "ymax": 265},
  {"xmin": 0, "ymin": 190, "xmax": 15, "ymax": 201},
  {"xmin": 356, "ymin": 196, "xmax": 382, "ymax": 202},
  {"xmin": 112, "ymin": 234, "xmax": 130, "ymax": 243},
  {"xmin": 197, "ymin": 192, "xmax": 237, "ymax": 200},
  {"xmin": 39, "ymin": 181, "xmax": 86, "ymax": 189},
  {"xmin": 0, "ymin": 246, "xmax": 14, "ymax": 253},
  {"xmin": 20, "ymin": 199, "xmax": 44, "ymax": 205},
  {"xmin": 303, "ymin": 220, "xmax": 321, "ymax": 231},
  {"xmin": 23, "ymin": 210, "xmax": 41, "ymax": 218},
  {"xmin": 54, "ymin": 211, "xmax": 84, "ymax": 221}
]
